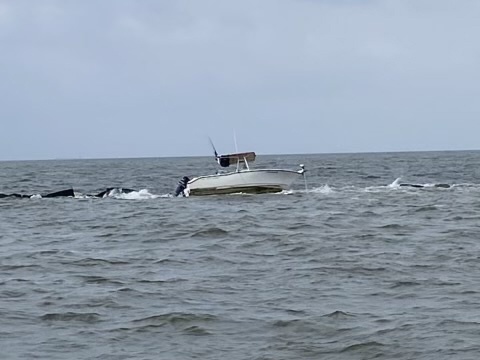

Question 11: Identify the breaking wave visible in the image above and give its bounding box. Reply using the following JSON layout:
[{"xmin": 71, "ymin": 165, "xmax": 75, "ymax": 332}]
[
  {"xmin": 282, "ymin": 184, "xmax": 334, "ymax": 195},
  {"xmin": 74, "ymin": 189, "xmax": 172, "ymax": 200},
  {"xmin": 99, "ymin": 188, "xmax": 169, "ymax": 200}
]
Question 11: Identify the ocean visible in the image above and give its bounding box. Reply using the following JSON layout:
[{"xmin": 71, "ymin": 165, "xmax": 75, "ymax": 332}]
[{"xmin": 1, "ymin": 151, "xmax": 480, "ymax": 359}]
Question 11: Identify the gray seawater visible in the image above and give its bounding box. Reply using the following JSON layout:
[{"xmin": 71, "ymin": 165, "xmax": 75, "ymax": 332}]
[{"xmin": 1, "ymin": 151, "xmax": 480, "ymax": 359}]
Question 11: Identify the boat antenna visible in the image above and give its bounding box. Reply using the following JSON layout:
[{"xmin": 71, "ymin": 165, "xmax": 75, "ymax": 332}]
[
  {"xmin": 208, "ymin": 137, "xmax": 218, "ymax": 158},
  {"xmin": 233, "ymin": 129, "xmax": 238, "ymax": 153}
]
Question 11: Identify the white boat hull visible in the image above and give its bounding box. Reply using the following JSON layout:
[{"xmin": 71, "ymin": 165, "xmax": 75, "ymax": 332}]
[{"xmin": 187, "ymin": 169, "xmax": 302, "ymax": 196}]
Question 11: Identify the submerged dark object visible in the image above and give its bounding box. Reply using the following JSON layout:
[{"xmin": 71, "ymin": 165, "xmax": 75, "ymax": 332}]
[
  {"xmin": 400, "ymin": 183, "xmax": 451, "ymax": 189},
  {"xmin": 0, "ymin": 187, "xmax": 138, "ymax": 199},
  {"xmin": 174, "ymin": 176, "xmax": 190, "ymax": 197},
  {"xmin": 43, "ymin": 188, "xmax": 75, "ymax": 198},
  {"xmin": 0, "ymin": 193, "xmax": 30, "ymax": 198},
  {"xmin": 0, "ymin": 188, "xmax": 75, "ymax": 198}
]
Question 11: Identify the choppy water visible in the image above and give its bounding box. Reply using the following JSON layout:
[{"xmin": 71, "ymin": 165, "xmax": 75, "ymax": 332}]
[{"xmin": 1, "ymin": 151, "xmax": 480, "ymax": 359}]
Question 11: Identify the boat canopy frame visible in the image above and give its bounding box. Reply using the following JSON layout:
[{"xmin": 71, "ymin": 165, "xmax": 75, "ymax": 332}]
[{"xmin": 216, "ymin": 152, "xmax": 256, "ymax": 171}]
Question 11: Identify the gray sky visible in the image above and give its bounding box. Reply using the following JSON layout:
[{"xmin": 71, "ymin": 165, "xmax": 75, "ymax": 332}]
[{"xmin": 1, "ymin": 0, "xmax": 479, "ymax": 160}]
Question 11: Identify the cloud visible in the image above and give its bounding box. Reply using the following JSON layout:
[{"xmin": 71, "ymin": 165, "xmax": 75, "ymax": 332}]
[{"xmin": 1, "ymin": 0, "xmax": 480, "ymax": 159}]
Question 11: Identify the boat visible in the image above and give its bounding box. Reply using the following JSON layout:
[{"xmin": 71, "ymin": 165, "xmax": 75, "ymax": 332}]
[{"xmin": 175, "ymin": 150, "xmax": 306, "ymax": 196}]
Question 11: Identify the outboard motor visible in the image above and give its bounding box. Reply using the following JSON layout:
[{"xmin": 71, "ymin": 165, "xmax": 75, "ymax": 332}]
[{"xmin": 174, "ymin": 176, "xmax": 190, "ymax": 197}]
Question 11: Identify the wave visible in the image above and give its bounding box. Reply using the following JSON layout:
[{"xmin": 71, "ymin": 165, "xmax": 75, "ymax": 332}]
[
  {"xmin": 131, "ymin": 312, "xmax": 217, "ymax": 326},
  {"xmin": 0, "ymin": 290, "xmax": 26, "ymax": 299},
  {"xmin": 378, "ymin": 223, "xmax": 405, "ymax": 229},
  {"xmin": 0, "ymin": 264, "xmax": 43, "ymax": 271},
  {"xmin": 105, "ymin": 189, "xmax": 169, "ymax": 200},
  {"xmin": 389, "ymin": 280, "xmax": 422, "ymax": 289},
  {"xmin": 75, "ymin": 188, "xmax": 171, "ymax": 200},
  {"xmin": 137, "ymin": 278, "xmax": 188, "ymax": 284},
  {"xmin": 309, "ymin": 184, "xmax": 334, "ymax": 194},
  {"xmin": 108, "ymin": 312, "xmax": 213, "ymax": 334},
  {"xmin": 190, "ymin": 227, "xmax": 229, "ymax": 238},
  {"xmin": 437, "ymin": 319, "xmax": 480, "ymax": 326},
  {"xmin": 340, "ymin": 341, "xmax": 385, "ymax": 353},
  {"xmin": 182, "ymin": 325, "xmax": 212, "ymax": 336},
  {"xmin": 40, "ymin": 312, "xmax": 102, "ymax": 323},
  {"xmin": 78, "ymin": 276, "xmax": 125, "ymax": 286},
  {"xmin": 414, "ymin": 205, "xmax": 439, "ymax": 212},
  {"xmin": 128, "ymin": 312, "xmax": 217, "ymax": 335},
  {"xmin": 282, "ymin": 184, "xmax": 334, "ymax": 195},
  {"xmin": 322, "ymin": 310, "xmax": 355, "ymax": 319},
  {"xmin": 69, "ymin": 258, "xmax": 130, "ymax": 266}
]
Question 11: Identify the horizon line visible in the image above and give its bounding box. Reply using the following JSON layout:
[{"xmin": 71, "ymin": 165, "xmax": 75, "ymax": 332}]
[{"xmin": 1, "ymin": 148, "xmax": 479, "ymax": 162}]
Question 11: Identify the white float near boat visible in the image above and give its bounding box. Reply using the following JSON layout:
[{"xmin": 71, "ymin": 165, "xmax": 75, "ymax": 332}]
[{"xmin": 175, "ymin": 151, "xmax": 306, "ymax": 196}]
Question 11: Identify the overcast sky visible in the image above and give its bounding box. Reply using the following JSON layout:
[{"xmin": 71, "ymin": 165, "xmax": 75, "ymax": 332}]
[{"xmin": 1, "ymin": 0, "xmax": 479, "ymax": 160}]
